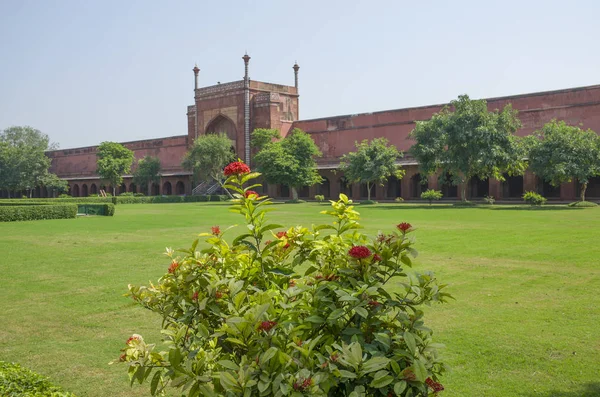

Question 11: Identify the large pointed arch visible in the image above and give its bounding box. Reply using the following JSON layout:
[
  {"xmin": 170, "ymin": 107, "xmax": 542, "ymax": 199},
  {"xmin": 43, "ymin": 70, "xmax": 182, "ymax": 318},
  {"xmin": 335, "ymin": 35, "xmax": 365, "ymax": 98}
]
[{"xmin": 205, "ymin": 114, "xmax": 237, "ymax": 148}]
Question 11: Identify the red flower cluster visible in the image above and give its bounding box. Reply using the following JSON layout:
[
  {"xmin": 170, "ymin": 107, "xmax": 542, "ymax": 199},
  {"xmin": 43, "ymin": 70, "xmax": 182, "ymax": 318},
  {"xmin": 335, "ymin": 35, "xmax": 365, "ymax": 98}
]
[
  {"xmin": 119, "ymin": 353, "xmax": 127, "ymax": 362},
  {"xmin": 215, "ymin": 291, "xmax": 223, "ymax": 299},
  {"xmin": 373, "ymin": 254, "xmax": 382, "ymax": 262},
  {"xmin": 426, "ymin": 377, "xmax": 444, "ymax": 392},
  {"xmin": 402, "ymin": 368, "xmax": 417, "ymax": 381},
  {"xmin": 293, "ymin": 378, "xmax": 312, "ymax": 392},
  {"xmin": 126, "ymin": 335, "xmax": 141, "ymax": 345},
  {"xmin": 223, "ymin": 161, "xmax": 251, "ymax": 176},
  {"xmin": 211, "ymin": 225, "xmax": 221, "ymax": 236},
  {"xmin": 348, "ymin": 245, "xmax": 372, "ymax": 259},
  {"xmin": 276, "ymin": 231, "xmax": 287, "ymax": 239},
  {"xmin": 397, "ymin": 222, "xmax": 412, "ymax": 233},
  {"xmin": 192, "ymin": 291, "xmax": 199, "ymax": 301},
  {"xmin": 245, "ymin": 190, "xmax": 259, "ymax": 198},
  {"xmin": 257, "ymin": 320, "xmax": 277, "ymax": 332},
  {"xmin": 368, "ymin": 300, "xmax": 381, "ymax": 308},
  {"xmin": 168, "ymin": 262, "xmax": 179, "ymax": 273}
]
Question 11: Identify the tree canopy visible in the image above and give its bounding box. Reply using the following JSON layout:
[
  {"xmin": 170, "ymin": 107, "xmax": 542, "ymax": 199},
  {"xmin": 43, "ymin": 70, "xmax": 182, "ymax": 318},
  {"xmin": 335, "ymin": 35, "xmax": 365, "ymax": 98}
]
[
  {"xmin": 133, "ymin": 156, "xmax": 161, "ymax": 196},
  {"xmin": 96, "ymin": 141, "xmax": 134, "ymax": 196},
  {"xmin": 528, "ymin": 120, "xmax": 600, "ymax": 201},
  {"xmin": 410, "ymin": 95, "xmax": 525, "ymax": 200},
  {"xmin": 0, "ymin": 126, "xmax": 58, "ymax": 197},
  {"xmin": 250, "ymin": 128, "xmax": 280, "ymax": 151},
  {"xmin": 340, "ymin": 138, "xmax": 404, "ymax": 201},
  {"xmin": 182, "ymin": 133, "xmax": 235, "ymax": 194},
  {"xmin": 252, "ymin": 128, "xmax": 322, "ymax": 199}
]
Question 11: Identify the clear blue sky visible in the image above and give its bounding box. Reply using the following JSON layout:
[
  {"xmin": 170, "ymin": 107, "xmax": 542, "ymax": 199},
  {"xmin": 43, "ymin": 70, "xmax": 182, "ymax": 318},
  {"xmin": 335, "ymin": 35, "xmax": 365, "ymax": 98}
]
[{"xmin": 1, "ymin": 0, "xmax": 599, "ymax": 149}]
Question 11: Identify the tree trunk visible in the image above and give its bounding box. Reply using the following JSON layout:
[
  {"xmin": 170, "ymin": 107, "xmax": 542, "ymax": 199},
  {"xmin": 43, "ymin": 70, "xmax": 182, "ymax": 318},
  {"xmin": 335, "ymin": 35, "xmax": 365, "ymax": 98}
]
[
  {"xmin": 581, "ymin": 182, "xmax": 587, "ymax": 202},
  {"xmin": 148, "ymin": 182, "xmax": 152, "ymax": 197},
  {"xmin": 367, "ymin": 182, "xmax": 371, "ymax": 201},
  {"xmin": 291, "ymin": 187, "xmax": 298, "ymax": 200},
  {"xmin": 113, "ymin": 186, "xmax": 116, "ymax": 196},
  {"xmin": 461, "ymin": 184, "xmax": 467, "ymax": 201},
  {"xmin": 218, "ymin": 179, "xmax": 234, "ymax": 199}
]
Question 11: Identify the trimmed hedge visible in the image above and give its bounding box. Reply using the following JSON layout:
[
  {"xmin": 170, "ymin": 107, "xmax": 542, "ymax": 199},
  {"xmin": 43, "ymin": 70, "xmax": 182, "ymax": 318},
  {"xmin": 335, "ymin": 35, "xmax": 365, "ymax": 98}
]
[
  {"xmin": 0, "ymin": 204, "xmax": 78, "ymax": 222},
  {"xmin": 0, "ymin": 197, "xmax": 113, "ymax": 205},
  {"xmin": 568, "ymin": 200, "xmax": 599, "ymax": 208},
  {"xmin": 77, "ymin": 203, "xmax": 115, "ymax": 216},
  {"xmin": 116, "ymin": 195, "xmax": 228, "ymax": 204},
  {"xmin": 0, "ymin": 361, "xmax": 77, "ymax": 396}
]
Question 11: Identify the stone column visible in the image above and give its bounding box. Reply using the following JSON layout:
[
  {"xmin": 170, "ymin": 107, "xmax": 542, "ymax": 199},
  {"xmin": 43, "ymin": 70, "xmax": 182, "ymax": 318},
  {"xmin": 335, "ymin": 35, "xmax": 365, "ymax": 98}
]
[
  {"xmin": 243, "ymin": 54, "xmax": 251, "ymax": 165},
  {"xmin": 193, "ymin": 65, "xmax": 199, "ymax": 139}
]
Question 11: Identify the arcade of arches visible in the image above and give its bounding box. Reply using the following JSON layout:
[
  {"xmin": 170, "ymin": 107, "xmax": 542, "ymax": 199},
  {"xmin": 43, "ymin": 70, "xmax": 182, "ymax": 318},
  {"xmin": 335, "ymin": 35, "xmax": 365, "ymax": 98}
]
[{"xmin": 6, "ymin": 169, "xmax": 600, "ymax": 201}]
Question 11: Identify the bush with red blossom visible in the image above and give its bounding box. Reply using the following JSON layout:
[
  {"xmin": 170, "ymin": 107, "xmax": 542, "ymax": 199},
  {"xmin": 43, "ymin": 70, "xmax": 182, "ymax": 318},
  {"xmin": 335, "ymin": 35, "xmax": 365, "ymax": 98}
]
[{"xmin": 114, "ymin": 163, "xmax": 451, "ymax": 396}]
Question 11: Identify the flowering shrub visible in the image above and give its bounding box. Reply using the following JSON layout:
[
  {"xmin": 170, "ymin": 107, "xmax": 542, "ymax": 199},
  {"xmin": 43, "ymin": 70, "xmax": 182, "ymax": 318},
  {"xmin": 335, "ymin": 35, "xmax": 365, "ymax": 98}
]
[
  {"xmin": 114, "ymin": 162, "xmax": 451, "ymax": 396},
  {"xmin": 523, "ymin": 191, "xmax": 547, "ymax": 206}
]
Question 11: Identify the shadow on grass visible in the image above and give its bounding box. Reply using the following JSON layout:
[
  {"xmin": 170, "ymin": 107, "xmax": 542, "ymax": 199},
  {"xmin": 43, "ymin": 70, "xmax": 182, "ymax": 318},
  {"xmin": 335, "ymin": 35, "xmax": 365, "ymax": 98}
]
[
  {"xmin": 361, "ymin": 204, "xmax": 584, "ymax": 211},
  {"xmin": 524, "ymin": 382, "xmax": 600, "ymax": 397}
]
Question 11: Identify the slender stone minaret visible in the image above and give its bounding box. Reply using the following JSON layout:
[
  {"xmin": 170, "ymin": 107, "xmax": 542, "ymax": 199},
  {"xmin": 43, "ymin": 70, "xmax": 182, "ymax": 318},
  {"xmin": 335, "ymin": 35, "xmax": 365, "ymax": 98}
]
[
  {"xmin": 193, "ymin": 64, "xmax": 200, "ymax": 138},
  {"xmin": 293, "ymin": 61, "xmax": 300, "ymax": 119},
  {"xmin": 243, "ymin": 53, "xmax": 251, "ymax": 164}
]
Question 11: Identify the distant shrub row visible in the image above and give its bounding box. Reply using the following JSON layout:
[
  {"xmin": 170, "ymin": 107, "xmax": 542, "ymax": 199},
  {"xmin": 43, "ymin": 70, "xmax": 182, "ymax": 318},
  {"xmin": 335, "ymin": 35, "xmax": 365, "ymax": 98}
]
[
  {"xmin": 0, "ymin": 195, "xmax": 229, "ymax": 206},
  {"xmin": 0, "ymin": 361, "xmax": 77, "ymax": 396},
  {"xmin": 77, "ymin": 203, "xmax": 115, "ymax": 216},
  {"xmin": 115, "ymin": 194, "xmax": 229, "ymax": 204},
  {"xmin": 0, "ymin": 204, "xmax": 78, "ymax": 222}
]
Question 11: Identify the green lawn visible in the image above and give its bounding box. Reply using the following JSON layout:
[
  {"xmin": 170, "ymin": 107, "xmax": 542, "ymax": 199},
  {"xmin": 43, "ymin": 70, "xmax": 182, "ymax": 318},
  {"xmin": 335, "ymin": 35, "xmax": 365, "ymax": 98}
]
[{"xmin": 1, "ymin": 202, "xmax": 599, "ymax": 397}]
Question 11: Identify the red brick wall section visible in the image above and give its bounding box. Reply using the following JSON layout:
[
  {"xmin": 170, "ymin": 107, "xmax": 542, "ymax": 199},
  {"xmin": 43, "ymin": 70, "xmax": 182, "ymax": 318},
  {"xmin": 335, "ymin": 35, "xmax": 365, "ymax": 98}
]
[
  {"xmin": 292, "ymin": 85, "xmax": 600, "ymax": 163},
  {"xmin": 47, "ymin": 135, "xmax": 189, "ymax": 179}
]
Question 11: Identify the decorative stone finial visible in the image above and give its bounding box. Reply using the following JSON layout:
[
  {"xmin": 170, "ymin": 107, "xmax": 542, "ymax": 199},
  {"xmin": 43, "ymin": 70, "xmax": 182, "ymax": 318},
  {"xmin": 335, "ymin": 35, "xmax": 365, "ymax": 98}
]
[
  {"xmin": 242, "ymin": 53, "xmax": 251, "ymax": 63},
  {"xmin": 193, "ymin": 64, "xmax": 200, "ymax": 75}
]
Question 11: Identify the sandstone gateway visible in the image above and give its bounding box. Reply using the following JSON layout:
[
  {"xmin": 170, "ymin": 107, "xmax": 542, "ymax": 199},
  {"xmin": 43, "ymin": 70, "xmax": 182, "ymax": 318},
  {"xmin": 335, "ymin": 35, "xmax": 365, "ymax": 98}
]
[{"xmin": 37, "ymin": 55, "xmax": 600, "ymax": 201}]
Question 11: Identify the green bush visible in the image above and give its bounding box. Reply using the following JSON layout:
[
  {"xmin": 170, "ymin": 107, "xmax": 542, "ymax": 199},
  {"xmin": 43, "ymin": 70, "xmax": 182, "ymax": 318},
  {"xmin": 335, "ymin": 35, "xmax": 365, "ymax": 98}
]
[
  {"xmin": 360, "ymin": 199, "xmax": 378, "ymax": 205},
  {"xmin": 394, "ymin": 197, "xmax": 404, "ymax": 202},
  {"xmin": 58, "ymin": 194, "xmax": 72, "ymax": 198},
  {"xmin": 421, "ymin": 189, "xmax": 443, "ymax": 205},
  {"xmin": 523, "ymin": 191, "xmax": 547, "ymax": 206},
  {"xmin": 134, "ymin": 192, "xmax": 145, "ymax": 197},
  {"xmin": 0, "ymin": 204, "xmax": 77, "ymax": 222},
  {"xmin": 453, "ymin": 200, "xmax": 476, "ymax": 207},
  {"xmin": 314, "ymin": 194, "xmax": 325, "ymax": 202},
  {"xmin": 568, "ymin": 201, "xmax": 598, "ymax": 208},
  {"xmin": 77, "ymin": 203, "xmax": 115, "ymax": 216},
  {"xmin": 483, "ymin": 195, "xmax": 495, "ymax": 205},
  {"xmin": 285, "ymin": 198, "xmax": 307, "ymax": 204},
  {"xmin": 0, "ymin": 197, "xmax": 113, "ymax": 204},
  {"xmin": 119, "ymin": 192, "xmax": 134, "ymax": 196},
  {"xmin": 0, "ymin": 361, "xmax": 77, "ymax": 397},
  {"xmin": 114, "ymin": 168, "xmax": 450, "ymax": 397}
]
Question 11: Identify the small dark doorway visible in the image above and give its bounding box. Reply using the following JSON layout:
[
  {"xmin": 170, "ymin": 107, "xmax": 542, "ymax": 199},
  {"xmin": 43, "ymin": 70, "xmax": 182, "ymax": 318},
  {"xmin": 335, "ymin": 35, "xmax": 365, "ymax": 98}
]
[
  {"xmin": 411, "ymin": 174, "xmax": 428, "ymax": 198},
  {"xmin": 386, "ymin": 176, "xmax": 401, "ymax": 199},
  {"xmin": 163, "ymin": 182, "xmax": 172, "ymax": 195},
  {"xmin": 175, "ymin": 181, "xmax": 185, "ymax": 195},
  {"xmin": 469, "ymin": 177, "xmax": 489, "ymax": 198},
  {"xmin": 502, "ymin": 174, "xmax": 523, "ymax": 198}
]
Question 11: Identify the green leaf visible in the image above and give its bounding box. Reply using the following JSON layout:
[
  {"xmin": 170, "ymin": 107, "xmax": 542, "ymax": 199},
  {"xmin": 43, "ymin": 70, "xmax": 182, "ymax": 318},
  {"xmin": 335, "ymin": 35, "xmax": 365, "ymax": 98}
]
[
  {"xmin": 361, "ymin": 356, "xmax": 390, "ymax": 374},
  {"xmin": 394, "ymin": 380, "xmax": 407, "ymax": 395},
  {"xmin": 150, "ymin": 371, "xmax": 161, "ymax": 395},
  {"xmin": 404, "ymin": 331, "xmax": 417, "ymax": 355},
  {"xmin": 328, "ymin": 308, "xmax": 345, "ymax": 321},
  {"xmin": 217, "ymin": 360, "xmax": 240, "ymax": 371},
  {"xmin": 304, "ymin": 315, "xmax": 325, "ymax": 324},
  {"xmin": 261, "ymin": 347, "xmax": 279, "ymax": 364},
  {"xmin": 412, "ymin": 359, "xmax": 428, "ymax": 382},
  {"xmin": 219, "ymin": 371, "xmax": 239, "ymax": 391},
  {"xmin": 369, "ymin": 374, "xmax": 393, "ymax": 388},
  {"xmin": 339, "ymin": 370, "xmax": 357, "ymax": 379},
  {"xmin": 354, "ymin": 307, "xmax": 368, "ymax": 319}
]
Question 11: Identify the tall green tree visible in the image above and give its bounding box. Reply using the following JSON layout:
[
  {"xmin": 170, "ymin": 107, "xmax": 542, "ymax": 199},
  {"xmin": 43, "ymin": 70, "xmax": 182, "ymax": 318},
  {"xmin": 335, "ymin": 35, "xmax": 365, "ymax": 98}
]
[
  {"xmin": 182, "ymin": 133, "xmax": 235, "ymax": 195},
  {"xmin": 253, "ymin": 128, "xmax": 322, "ymax": 199},
  {"xmin": 96, "ymin": 141, "xmax": 134, "ymax": 196},
  {"xmin": 340, "ymin": 138, "xmax": 404, "ymax": 201},
  {"xmin": 410, "ymin": 95, "xmax": 525, "ymax": 200},
  {"xmin": 528, "ymin": 120, "xmax": 600, "ymax": 202},
  {"xmin": 0, "ymin": 126, "xmax": 56, "ymax": 197},
  {"xmin": 251, "ymin": 128, "xmax": 280, "ymax": 150},
  {"xmin": 133, "ymin": 156, "xmax": 161, "ymax": 196},
  {"xmin": 40, "ymin": 172, "xmax": 68, "ymax": 197}
]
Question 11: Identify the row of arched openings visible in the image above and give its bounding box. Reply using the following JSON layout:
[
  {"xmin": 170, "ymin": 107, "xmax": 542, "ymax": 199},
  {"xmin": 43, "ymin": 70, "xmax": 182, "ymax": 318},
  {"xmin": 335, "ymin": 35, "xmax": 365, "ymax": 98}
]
[{"xmin": 65, "ymin": 181, "xmax": 187, "ymax": 197}]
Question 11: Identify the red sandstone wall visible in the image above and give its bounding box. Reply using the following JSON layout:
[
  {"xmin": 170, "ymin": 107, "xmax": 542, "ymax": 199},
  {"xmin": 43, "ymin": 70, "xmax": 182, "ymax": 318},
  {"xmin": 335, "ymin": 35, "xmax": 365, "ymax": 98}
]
[
  {"xmin": 48, "ymin": 135, "xmax": 189, "ymax": 178},
  {"xmin": 292, "ymin": 85, "xmax": 600, "ymax": 163}
]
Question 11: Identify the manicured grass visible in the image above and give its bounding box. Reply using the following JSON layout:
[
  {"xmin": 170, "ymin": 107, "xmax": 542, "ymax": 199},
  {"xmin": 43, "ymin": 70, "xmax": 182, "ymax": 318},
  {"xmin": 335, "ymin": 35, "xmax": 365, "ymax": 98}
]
[{"xmin": 1, "ymin": 202, "xmax": 599, "ymax": 396}]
